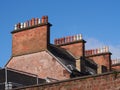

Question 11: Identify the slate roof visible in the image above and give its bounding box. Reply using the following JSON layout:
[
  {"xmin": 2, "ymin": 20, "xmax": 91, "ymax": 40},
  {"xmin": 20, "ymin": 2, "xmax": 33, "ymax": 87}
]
[
  {"xmin": 48, "ymin": 44, "xmax": 97, "ymax": 76},
  {"xmin": 84, "ymin": 58, "xmax": 97, "ymax": 74},
  {"xmin": 48, "ymin": 44, "xmax": 76, "ymax": 67},
  {"xmin": 48, "ymin": 44, "xmax": 85, "ymax": 76}
]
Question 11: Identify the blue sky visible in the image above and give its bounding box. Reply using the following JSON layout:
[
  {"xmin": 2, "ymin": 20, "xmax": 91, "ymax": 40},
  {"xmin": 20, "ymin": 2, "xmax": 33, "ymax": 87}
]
[{"xmin": 0, "ymin": 0, "xmax": 120, "ymax": 67}]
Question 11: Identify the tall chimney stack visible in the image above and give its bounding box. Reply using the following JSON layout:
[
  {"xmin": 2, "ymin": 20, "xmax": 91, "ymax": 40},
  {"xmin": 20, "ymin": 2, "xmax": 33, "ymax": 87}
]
[{"xmin": 11, "ymin": 16, "xmax": 52, "ymax": 56}]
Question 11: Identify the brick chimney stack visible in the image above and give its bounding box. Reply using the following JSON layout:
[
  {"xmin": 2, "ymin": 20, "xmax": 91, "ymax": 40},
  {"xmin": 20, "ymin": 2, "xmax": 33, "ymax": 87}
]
[
  {"xmin": 85, "ymin": 46, "xmax": 112, "ymax": 71},
  {"xmin": 54, "ymin": 34, "xmax": 86, "ymax": 58},
  {"xmin": 11, "ymin": 16, "xmax": 52, "ymax": 56}
]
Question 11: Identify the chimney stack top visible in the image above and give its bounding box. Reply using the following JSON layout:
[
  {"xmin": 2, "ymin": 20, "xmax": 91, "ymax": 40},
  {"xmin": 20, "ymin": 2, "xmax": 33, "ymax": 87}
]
[
  {"xmin": 14, "ymin": 16, "xmax": 49, "ymax": 31},
  {"xmin": 54, "ymin": 34, "xmax": 83, "ymax": 45}
]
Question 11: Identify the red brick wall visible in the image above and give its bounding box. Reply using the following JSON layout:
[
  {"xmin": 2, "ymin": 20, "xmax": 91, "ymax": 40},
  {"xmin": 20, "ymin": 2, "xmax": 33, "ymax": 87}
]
[
  {"xmin": 12, "ymin": 24, "xmax": 50, "ymax": 56},
  {"xmin": 6, "ymin": 51, "xmax": 70, "ymax": 80},
  {"xmin": 86, "ymin": 53, "xmax": 111, "ymax": 71},
  {"xmin": 60, "ymin": 40, "xmax": 85, "ymax": 58},
  {"xmin": 14, "ymin": 71, "xmax": 120, "ymax": 90}
]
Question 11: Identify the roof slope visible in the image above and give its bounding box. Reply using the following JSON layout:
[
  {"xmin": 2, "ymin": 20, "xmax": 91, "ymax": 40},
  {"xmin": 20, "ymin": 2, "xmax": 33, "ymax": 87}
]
[
  {"xmin": 84, "ymin": 58, "xmax": 97, "ymax": 74},
  {"xmin": 48, "ymin": 44, "xmax": 85, "ymax": 77},
  {"xmin": 48, "ymin": 44, "xmax": 76, "ymax": 67},
  {"xmin": 48, "ymin": 44, "xmax": 97, "ymax": 75}
]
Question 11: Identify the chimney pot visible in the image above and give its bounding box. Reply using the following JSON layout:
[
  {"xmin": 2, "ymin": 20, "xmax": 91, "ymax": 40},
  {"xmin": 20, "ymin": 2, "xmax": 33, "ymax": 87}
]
[
  {"xmin": 31, "ymin": 18, "xmax": 35, "ymax": 26},
  {"xmin": 14, "ymin": 24, "xmax": 17, "ymax": 30},
  {"xmin": 65, "ymin": 37, "xmax": 68, "ymax": 43},
  {"xmin": 18, "ymin": 23, "xmax": 21, "ymax": 29},
  {"xmin": 76, "ymin": 34, "xmax": 79, "ymax": 40},
  {"xmin": 70, "ymin": 36, "xmax": 72, "ymax": 42},
  {"xmin": 59, "ymin": 38, "xmax": 61, "ymax": 44},
  {"xmin": 79, "ymin": 34, "xmax": 82, "ymax": 40},
  {"xmin": 67, "ymin": 36, "xmax": 70, "ymax": 43},
  {"xmin": 75, "ymin": 35, "xmax": 77, "ymax": 41},
  {"xmin": 45, "ymin": 16, "xmax": 48, "ymax": 23},
  {"xmin": 26, "ymin": 21, "xmax": 29, "ymax": 27},
  {"xmin": 35, "ymin": 18, "xmax": 39, "ymax": 25},
  {"xmin": 97, "ymin": 48, "xmax": 100, "ymax": 53},
  {"xmin": 41, "ymin": 16, "xmax": 45, "ymax": 23},
  {"xmin": 62, "ymin": 38, "xmax": 65, "ymax": 44},
  {"xmin": 105, "ymin": 46, "xmax": 109, "ymax": 52},
  {"xmin": 38, "ymin": 18, "xmax": 41, "ymax": 24},
  {"xmin": 102, "ymin": 46, "xmax": 105, "ymax": 52},
  {"xmin": 97, "ymin": 49, "xmax": 99, "ymax": 54},
  {"xmin": 100, "ymin": 48, "xmax": 103, "ymax": 53},
  {"xmin": 71, "ymin": 36, "xmax": 74, "ymax": 42},
  {"xmin": 68, "ymin": 36, "xmax": 71, "ymax": 43},
  {"xmin": 30, "ymin": 20, "xmax": 32, "ymax": 26},
  {"xmin": 20, "ymin": 23, "xmax": 24, "ymax": 28},
  {"xmin": 73, "ymin": 35, "xmax": 76, "ymax": 41},
  {"xmin": 23, "ymin": 22, "xmax": 26, "ymax": 28}
]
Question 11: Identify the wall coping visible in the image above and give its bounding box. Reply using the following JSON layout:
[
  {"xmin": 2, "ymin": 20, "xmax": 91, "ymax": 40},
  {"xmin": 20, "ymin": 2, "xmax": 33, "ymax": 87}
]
[{"xmin": 14, "ymin": 70, "xmax": 120, "ymax": 90}]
